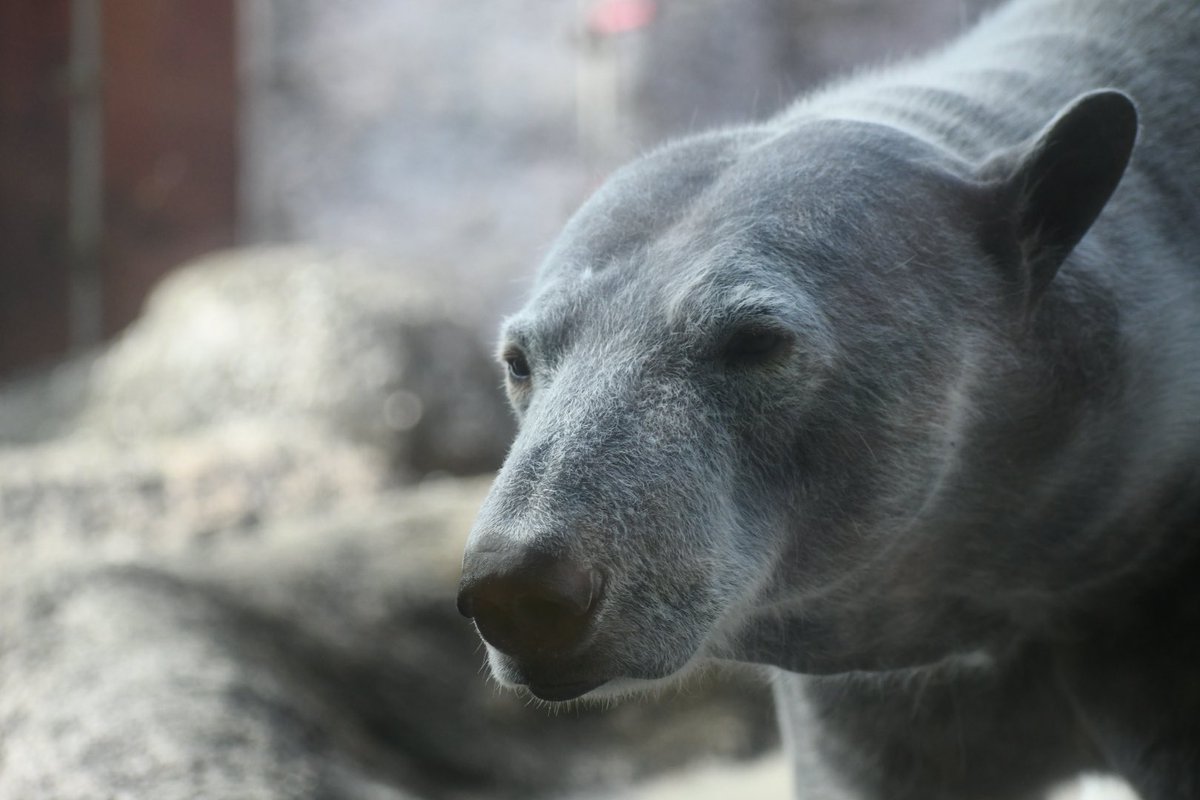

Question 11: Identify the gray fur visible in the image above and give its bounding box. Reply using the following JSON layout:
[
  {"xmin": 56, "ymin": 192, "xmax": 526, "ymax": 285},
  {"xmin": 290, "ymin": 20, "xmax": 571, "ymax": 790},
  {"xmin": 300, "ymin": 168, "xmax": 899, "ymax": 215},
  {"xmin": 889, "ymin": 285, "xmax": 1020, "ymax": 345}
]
[{"xmin": 462, "ymin": 0, "xmax": 1200, "ymax": 797}]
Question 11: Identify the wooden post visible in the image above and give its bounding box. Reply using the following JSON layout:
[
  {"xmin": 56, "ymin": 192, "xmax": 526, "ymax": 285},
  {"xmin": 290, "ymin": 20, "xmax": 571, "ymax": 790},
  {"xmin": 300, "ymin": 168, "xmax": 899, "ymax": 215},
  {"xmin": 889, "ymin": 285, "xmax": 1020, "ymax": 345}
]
[
  {"xmin": 0, "ymin": 0, "xmax": 239, "ymax": 374},
  {"xmin": 68, "ymin": 0, "xmax": 102, "ymax": 350},
  {"xmin": 0, "ymin": 0, "xmax": 72, "ymax": 373},
  {"xmin": 100, "ymin": 0, "xmax": 239, "ymax": 335}
]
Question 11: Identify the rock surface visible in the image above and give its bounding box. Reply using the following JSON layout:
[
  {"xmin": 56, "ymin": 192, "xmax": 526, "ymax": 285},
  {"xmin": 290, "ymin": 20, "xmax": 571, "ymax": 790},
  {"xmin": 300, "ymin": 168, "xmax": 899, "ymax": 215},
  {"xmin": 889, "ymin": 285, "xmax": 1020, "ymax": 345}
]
[
  {"xmin": 0, "ymin": 478, "xmax": 777, "ymax": 800},
  {"xmin": 1, "ymin": 422, "xmax": 387, "ymax": 570}
]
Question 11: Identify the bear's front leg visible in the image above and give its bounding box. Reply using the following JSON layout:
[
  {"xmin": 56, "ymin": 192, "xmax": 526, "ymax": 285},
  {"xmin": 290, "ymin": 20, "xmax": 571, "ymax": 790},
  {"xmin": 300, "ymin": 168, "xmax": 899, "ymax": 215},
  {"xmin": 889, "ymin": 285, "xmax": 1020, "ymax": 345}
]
[
  {"xmin": 1055, "ymin": 596, "xmax": 1200, "ymax": 800},
  {"xmin": 774, "ymin": 648, "xmax": 1100, "ymax": 800}
]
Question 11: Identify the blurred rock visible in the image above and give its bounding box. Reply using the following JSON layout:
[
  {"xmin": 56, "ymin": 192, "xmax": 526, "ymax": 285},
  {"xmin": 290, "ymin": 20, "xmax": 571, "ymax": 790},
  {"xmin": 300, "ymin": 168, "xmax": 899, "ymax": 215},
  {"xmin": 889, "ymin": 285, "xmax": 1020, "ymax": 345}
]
[
  {"xmin": 0, "ymin": 247, "xmax": 515, "ymax": 479},
  {"xmin": 0, "ymin": 421, "xmax": 386, "ymax": 570},
  {"xmin": 82, "ymin": 247, "xmax": 514, "ymax": 478},
  {"xmin": 580, "ymin": 755, "xmax": 791, "ymax": 800},
  {"xmin": 0, "ymin": 477, "xmax": 777, "ymax": 800}
]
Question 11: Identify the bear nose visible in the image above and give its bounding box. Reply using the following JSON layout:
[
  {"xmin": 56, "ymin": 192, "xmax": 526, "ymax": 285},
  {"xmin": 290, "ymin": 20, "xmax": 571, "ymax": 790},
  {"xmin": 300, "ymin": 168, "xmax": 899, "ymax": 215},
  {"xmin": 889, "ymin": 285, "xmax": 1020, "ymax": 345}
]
[{"xmin": 457, "ymin": 549, "xmax": 603, "ymax": 660}]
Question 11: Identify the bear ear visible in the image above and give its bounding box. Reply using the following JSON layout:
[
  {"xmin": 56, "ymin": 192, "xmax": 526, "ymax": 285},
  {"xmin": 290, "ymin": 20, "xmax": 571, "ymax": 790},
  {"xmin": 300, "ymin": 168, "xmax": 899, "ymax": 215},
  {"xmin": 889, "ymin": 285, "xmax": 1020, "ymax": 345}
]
[{"xmin": 980, "ymin": 90, "xmax": 1138, "ymax": 302}]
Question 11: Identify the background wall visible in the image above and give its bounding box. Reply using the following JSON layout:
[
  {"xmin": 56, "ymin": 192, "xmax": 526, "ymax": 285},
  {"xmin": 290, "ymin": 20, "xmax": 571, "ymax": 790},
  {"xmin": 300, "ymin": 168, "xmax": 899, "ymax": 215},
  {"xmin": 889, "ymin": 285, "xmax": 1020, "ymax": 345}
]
[
  {"xmin": 1, "ymin": 0, "xmax": 999, "ymax": 375},
  {"xmin": 241, "ymin": 0, "xmax": 1000, "ymax": 331}
]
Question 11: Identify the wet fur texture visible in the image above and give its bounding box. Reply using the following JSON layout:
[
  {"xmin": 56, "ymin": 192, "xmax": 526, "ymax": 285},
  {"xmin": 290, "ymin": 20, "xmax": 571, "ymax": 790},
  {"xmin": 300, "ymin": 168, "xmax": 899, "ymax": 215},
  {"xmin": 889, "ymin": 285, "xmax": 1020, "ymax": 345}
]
[{"xmin": 462, "ymin": 0, "xmax": 1200, "ymax": 796}]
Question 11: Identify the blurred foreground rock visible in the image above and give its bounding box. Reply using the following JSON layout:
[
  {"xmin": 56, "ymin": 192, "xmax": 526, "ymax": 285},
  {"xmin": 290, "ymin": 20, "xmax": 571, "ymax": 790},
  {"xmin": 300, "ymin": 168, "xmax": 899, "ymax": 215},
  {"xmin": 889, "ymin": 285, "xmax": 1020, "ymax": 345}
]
[
  {"xmin": 0, "ymin": 478, "xmax": 776, "ymax": 800},
  {"xmin": 0, "ymin": 248, "xmax": 777, "ymax": 799}
]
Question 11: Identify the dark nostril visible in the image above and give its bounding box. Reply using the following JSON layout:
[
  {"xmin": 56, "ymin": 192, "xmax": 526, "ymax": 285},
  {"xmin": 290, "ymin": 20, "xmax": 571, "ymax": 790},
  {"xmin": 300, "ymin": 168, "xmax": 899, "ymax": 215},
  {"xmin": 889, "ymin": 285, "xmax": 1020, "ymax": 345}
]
[
  {"xmin": 534, "ymin": 559, "xmax": 598, "ymax": 616},
  {"xmin": 456, "ymin": 591, "xmax": 475, "ymax": 619},
  {"xmin": 457, "ymin": 556, "xmax": 603, "ymax": 659}
]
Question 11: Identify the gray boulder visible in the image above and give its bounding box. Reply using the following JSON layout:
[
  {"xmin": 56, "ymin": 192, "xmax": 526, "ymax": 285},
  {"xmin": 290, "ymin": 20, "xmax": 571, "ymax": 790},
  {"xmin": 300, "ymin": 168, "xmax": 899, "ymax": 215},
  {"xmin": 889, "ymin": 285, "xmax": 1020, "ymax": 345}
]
[{"xmin": 0, "ymin": 247, "xmax": 514, "ymax": 479}]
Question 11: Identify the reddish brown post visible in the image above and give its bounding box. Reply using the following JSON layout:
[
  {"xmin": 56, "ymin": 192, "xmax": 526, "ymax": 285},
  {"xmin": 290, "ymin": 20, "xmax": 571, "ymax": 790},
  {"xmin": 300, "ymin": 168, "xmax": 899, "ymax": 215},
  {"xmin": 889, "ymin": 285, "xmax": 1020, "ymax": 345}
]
[
  {"xmin": 0, "ymin": 0, "xmax": 239, "ymax": 375},
  {"xmin": 0, "ymin": 0, "xmax": 72, "ymax": 373},
  {"xmin": 100, "ymin": 0, "xmax": 238, "ymax": 335}
]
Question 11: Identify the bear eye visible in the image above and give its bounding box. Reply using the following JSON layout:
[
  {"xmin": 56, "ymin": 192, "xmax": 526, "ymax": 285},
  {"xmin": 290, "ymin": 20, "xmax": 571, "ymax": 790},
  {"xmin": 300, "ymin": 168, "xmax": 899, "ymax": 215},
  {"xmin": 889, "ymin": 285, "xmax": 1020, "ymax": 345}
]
[
  {"xmin": 721, "ymin": 324, "xmax": 792, "ymax": 365},
  {"xmin": 504, "ymin": 348, "xmax": 532, "ymax": 382}
]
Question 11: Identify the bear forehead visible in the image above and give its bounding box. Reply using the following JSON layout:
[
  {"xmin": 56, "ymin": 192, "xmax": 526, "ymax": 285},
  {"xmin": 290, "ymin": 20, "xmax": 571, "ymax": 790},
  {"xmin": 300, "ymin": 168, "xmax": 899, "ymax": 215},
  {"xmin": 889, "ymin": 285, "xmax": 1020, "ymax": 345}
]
[{"xmin": 540, "ymin": 119, "xmax": 968, "ymax": 289}]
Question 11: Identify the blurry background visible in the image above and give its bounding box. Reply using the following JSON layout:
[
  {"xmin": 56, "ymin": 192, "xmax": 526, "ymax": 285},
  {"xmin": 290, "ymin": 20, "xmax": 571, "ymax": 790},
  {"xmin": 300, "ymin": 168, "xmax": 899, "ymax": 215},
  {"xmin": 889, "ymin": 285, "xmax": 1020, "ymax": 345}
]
[
  {"xmin": 0, "ymin": 1, "xmax": 1138, "ymax": 799},
  {"xmin": 2, "ymin": 0, "xmax": 1006, "ymax": 374}
]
